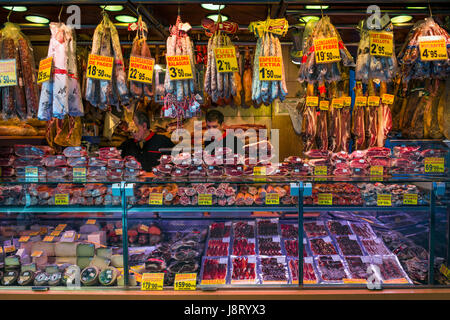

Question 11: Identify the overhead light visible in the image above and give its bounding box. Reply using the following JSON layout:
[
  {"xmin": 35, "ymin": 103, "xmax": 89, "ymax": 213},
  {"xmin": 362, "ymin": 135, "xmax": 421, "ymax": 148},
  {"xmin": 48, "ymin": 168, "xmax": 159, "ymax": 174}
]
[
  {"xmin": 201, "ymin": 4, "xmax": 226, "ymax": 11},
  {"xmin": 406, "ymin": 7, "xmax": 427, "ymax": 10},
  {"xmin": 292, "ymin": 60, "xmax": 301, "ymax": 65},
  {"xmin": 207, "ymin": 14, "xmax": 228, "ymax": 22},
  {"xmin": 305, "ymin": 5, "xmax": 329, "ymax": 10},
  {"xmin": 391, "ymin": 15, "xmax": 413, "ymax": 24},
  {"xmin": 25, "ymin": 15, "xmax": 50, "ymax": 24},
  {"xmin": 3, "ymin": 6, "xmax": 28, "ymax": 12},
  {"xmin": 100, "ymin": 5, "xmax": 124, "ymax": 12},
  {"xmin": 115, "ymin": 15, "xmax": 138, "ymax": 23},
  {"xmin": 299, "ymin": 16, "xmax": 320, "ymax": 23},
  {"xmin": 154, "ymin": 64, "xmax": 163, "ymax": 71}
]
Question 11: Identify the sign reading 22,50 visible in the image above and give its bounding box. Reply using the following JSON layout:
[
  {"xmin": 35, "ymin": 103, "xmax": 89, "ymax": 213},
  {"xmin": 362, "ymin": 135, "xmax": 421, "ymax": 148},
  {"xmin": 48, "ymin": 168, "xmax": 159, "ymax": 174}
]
[{"xmin": 166, "ymin": 55, "xmax": 193, "ymax": 80}]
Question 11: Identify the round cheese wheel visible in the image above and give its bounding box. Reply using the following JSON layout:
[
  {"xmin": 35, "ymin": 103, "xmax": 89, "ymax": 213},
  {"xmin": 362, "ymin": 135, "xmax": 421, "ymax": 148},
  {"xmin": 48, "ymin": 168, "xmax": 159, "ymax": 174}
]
[
  {"xmin": 2, "ymin": 270, "xmax": 19, "ymax": 286},
  {"xmin": 34, "ymin": 271, "xmax": 49, "ymax": 286},
  {"xmin": 18, "ymin": 271, "xmax": 35, "ymax": 286},
  {"xmin": 80, "ymin": 266, "xmax": 99, "ymax": 286}
]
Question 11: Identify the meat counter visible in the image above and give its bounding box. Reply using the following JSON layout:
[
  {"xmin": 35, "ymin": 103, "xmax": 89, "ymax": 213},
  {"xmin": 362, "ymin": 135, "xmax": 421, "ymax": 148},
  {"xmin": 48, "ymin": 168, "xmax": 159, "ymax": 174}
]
[{"xmin": 0, "ymin": 176, "xmax": 448, "ymax": 290}]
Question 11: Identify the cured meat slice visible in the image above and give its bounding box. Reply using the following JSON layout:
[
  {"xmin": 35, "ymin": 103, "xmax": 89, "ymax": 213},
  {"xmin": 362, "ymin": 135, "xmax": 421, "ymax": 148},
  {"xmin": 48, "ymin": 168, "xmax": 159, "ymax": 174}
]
[
  {"xmin": 67, "ymin": 157, "xmax": 88, "ymax": 167},
  {"xmin": 42, "ymin": 155, "xmax": 67, "ymax": 167},
  {"xmin": 63, "ymin": 147, "xmax": 87, "ymax": 158},
  {"xmin": 366, "ymin": 147, "xmax": 391, "ymax": 158},
  {"xmin": 107, "ymin": 159, "xmax": 124, "ymax": 169},
  {"xmin": 99, "ymin": 147, "xmax": 121, "ymax": 159},
  {"xmin": 88, "ymin": 157, "xmax": 108, "ymax": 167},
  {"xmin": 14, "ymin": 145, "xmax": 52, "ymax": 159}
]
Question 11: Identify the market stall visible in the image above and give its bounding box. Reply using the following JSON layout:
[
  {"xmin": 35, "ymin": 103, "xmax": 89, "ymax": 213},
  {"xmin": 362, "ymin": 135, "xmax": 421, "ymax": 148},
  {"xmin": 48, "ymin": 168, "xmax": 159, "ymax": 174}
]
[{"xmin": 0, "ymin": 1, "xmax": 449, "ymax": 299}]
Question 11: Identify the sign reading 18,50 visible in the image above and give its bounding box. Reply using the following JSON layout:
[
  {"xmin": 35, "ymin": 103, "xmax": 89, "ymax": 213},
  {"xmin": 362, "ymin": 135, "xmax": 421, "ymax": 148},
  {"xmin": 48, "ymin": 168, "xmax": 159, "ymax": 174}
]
[
  {"xmin": 86, "ymin": 54, "xmax": 113, "ymax": 81},
  {"xmin": 166, "ymin": 55, "xmax": 193, "ymax": 80}
]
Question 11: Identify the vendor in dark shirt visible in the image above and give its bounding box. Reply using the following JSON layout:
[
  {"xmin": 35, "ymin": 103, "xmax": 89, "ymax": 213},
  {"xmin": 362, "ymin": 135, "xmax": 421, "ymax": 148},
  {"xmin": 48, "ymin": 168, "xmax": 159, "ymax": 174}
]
[
  {"xmin": 204, "ymin": 109, "xmax": 243, "ymax": 155},
  {"xmin": 119, "ymin": 111, "xmax": 174, "ymax": 172}
]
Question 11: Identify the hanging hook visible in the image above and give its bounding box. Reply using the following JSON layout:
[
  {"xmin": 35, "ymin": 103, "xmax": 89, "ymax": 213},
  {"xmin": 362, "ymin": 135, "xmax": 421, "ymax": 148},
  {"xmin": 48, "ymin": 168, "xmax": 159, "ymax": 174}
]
[
  {"xmin": 178, "ymin": 3, "xmax": 181, "ymax": 17},
  {"xmin": 58, "ymin": 5, "xmax": 64, "ymax": 23},
  {"xmin": 320, "ymin": 4, "xmax": 324, "ymax": 18},
  {"xmin": 7, "ymin": 6, "xmax": 13, "ymax": 22},
  {"xmin": 427, "ymin": 0, "xmax": 433, "ymax": 17}
]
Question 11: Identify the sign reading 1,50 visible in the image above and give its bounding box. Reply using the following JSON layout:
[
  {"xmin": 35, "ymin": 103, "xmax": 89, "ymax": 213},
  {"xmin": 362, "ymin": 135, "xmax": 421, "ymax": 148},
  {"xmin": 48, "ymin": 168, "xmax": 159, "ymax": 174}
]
[{"xmin": 259, "ymin": 68, "xmax": 275, "ymax": 79}]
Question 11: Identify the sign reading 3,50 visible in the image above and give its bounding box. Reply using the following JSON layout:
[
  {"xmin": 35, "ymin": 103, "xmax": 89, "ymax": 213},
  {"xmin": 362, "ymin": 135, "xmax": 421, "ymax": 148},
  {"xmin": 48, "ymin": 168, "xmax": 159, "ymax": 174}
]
[
  {"xmin": 87, "ymin": 54, "xmax": 113, "ymax": 80},
  {"xmin": 166, "ymin": 55, "xmax": 193, "ymax": 80}
]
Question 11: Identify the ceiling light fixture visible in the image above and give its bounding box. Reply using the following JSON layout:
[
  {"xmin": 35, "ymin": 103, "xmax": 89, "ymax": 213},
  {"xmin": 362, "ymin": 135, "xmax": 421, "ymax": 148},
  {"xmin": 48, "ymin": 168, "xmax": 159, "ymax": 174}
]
[
  {"xmin": 3, "ymin": 6, "xmax": 28, "ymax": 12},
  {"xmin": 391, "ymin": 15, "xmax": 413, "ymax": 24},
  {"xmin": 100, "ymin": 5, "xmax": 124, "ymax": 12},
  {"xmin": 207, "ymin": 14, "xmax": 228, "ymax": 22},
  {"xmin": 201, "ymin": 4, "xmax": 226, "ymax": 11},
  {"xmin": 25, "ymin": 15, "xmax": 50, "ymax": 24},
  {"xmin": 115, "ymin": 15, "xmax": 138, "ymax": 23},
  {"xmin": 406, "ymin": 7, "xmax": 427, "ymax": 10},
  {"xmin": 305, "ymin": 5, "xmax": 329, "ymax": 10}
]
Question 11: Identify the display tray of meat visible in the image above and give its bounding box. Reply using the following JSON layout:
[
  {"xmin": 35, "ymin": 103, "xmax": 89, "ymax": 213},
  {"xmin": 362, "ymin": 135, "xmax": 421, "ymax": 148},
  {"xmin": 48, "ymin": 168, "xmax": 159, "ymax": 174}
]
[
  {"xmin": 259, "ymin": 256, "xmax": 289, "ymax": 284},
  {"xmin": 233, "ymin": 221, "xmax": 255, "ymax": 239},
  {"xmin": 309, "ymin": 236, "xmax": 338, "ymax": 256},
  {"xmin": 315, "ymin": 255, "xmax": 350, "ymax": 283},
  {"xmin": 281, "ymin": 223, "xmax": 298, "ymax": 239},
  {"xmin": 283, "ymin": 239, "xmax": 302, "ymax": 257},
  {"xmin": 257, "ymin": 219, "xmax": 279, "ymax": 237},
  {"xmin": 326, "ymin": 220, "xmax": 353, "ymax": 236},
  {"xmin": 230, "ymin": 256, "xmax": 258, "ymax": 284},
  {"xmin": 232, "ymin": 238, "xmax": 256, "ymax": 256},
  {"xmin": 209, "ymin": 222, "xmax": 231, "ymax": 239},
  {"xmin": 304, "ymin": 221, "xmax": 328, "ymax": 238},
  {"xmin": 350, "ymin": 222, "xmax": 377, "ymax": 239},
  {"xmin": 393, "ymin": 146, "xmax": 421, "ymax": 160},
  {"xmin": 344, "ymin": 256, "xmax": 371, "ymax": 280},
  {"xmin": 258, "ymin": 237, "xmax": 283, "ymax": 256},
  {"xmin": 302, "ymin": 257, "xmax": 319, "ymax": 284},
  {"xmin": 335, "ymin": 235, "xmax": 364, "ymax": 256},
  {"xmin": 361, "ymin": 238, "xmax": 391, "ymax": 256},
  {"xmin": 372, "ymin": 255, "xmax": 411, "ymax": 283},
  {"xmin": 206, "ymin": 238, "xmax": 230, "ymax": 257},
  {"xmin": 200, "ymin": 257, "xmax": 229, "ymax": 285}
]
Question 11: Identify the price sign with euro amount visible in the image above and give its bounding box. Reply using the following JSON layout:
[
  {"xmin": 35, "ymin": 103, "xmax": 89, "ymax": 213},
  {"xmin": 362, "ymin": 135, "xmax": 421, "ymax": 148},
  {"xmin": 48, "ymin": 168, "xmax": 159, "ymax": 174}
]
[
  {"xmin": 424, "ymin": 157, "xmax": 444, "ymax": 173},
  {"xmin": 0, "ymin": 59, "xmax": 17, "ymax": 87},
  {"xmin": 369, "ymin": 32, "xmax": 394, "ymax": 57},
  {"xmin": 87, "ymin": 54, "xmax": 113, "ymax": 81},
  {"xmin": 198, "ymin": 194, "xmax": 212, "ymax": 206},
  {"xmin": 306, "ymin": 96, "xmax": 319, "ymax": 107},
  {"xmin": 258, "ymin": 56, "xmax": 282, "ymax": 81},
  {"xmin": 314, "ymin": 37, "xmax": 341, "ymax": 64},
  {"xmin": 318, "ymin": 194, "xmax": 332, "ymax": 206},
  {"xmin": 403, "ymin": 194, "xmax": 418, "ymax": 205},
  {"xmin": 253, "ymin": 166, "xmax": 266, "ymax": 176},
  {"xmin": 174, "ymin": 273, "xmax": 197, "ymax": 291},
  {"xmin": 37, "ymin": 57, "xmax": 53, "ymax": 83},
  {"xmin": 419, "ymin": 36, "xmax": 448, "ymax": 61},
  {"xmin": 128, "ymin": 56, "xmax": 155, "ymax": 84},
  {"xmin": 149, "ymin": 193, "xmax": 163, "ymax": 205},
  {"xmin": 214, "ymin": 47, "xmax": 238, "ymax": 73},
  {"xmin": 166, "ymin": 55, "xmax": 193, "ymax": 80},
  {"xmin": 265, "ymin": 193, "xmax": 280, "ymax": 205},
  {"xmin": 332, "ymin": 98, "xmax": 344, "ymax": 109},
  {"xmin": 55, "ymin": 194, "xmax": 69, "ymax": 205},
  {"xmin": 377, "ymin": 194, "xmax": 392, "ymax": 206},
  {"xmin": 141, "ymin": 273, "xmax": 164, "ymax": 291}
]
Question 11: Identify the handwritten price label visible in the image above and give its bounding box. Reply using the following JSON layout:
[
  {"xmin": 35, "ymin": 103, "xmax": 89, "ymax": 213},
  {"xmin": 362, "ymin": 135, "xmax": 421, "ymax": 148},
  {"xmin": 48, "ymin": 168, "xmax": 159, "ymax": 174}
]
[
  {"xmin": 149, "ymin": 193, "xmax": 163, "ymax": 205},
  {"xmin": 370, "ymin": 166, "xmax": 384, "ymax": 176},
  {"xmin": 128, "ymin": 56, "xmax": 155, "ymax": 84},
  {"xmin": 115, "ymin": 228, "xmax": 123, "ymax": 236},
  {"xmin": 198, "ymin": 194, "xmax": 212, "ymax": 206},
  {"xmin": 259, "ymin": 56, "xmax": 282, "ymax": 81},
  {"xmin": 419, "ymin": 36, "xmax": 448, "ymax": 61},
  {"xmin": 73, "ymin": 167, "xmax": 86, "ymax": 178},
  {"xmin": 403, "ymin": 194, "xmax": 418, "ymax": 205},
  {"xmin": 331, "ymin": 98, "xmax": 344, "ymax": 109},
  {"xmin": 314, "ymin": 166, "xmax": 327, "ymax": 176},
  {"xmin": 25, "ymin": 167, "xmax": 39, "ymax": 177},
  {"xmin": 306, "ymin": 96, "xmax": 319, "ymax": 107},
  {"xmin": 141, "ymin": 273, "xmax": 164, "ymax": 291},
  {"xmin": 265, "ymin": 193, "xmax": 280, "ymax": 205},
  {"xmin": 55, "ymin": 194, "xmax": 69, "ymax": 205},
  {"xmin": 167, "ymin": 55, "xmax": 193, "ymax": 80},
  {"xmin": 314, "ymin": 37, "xmax": 341, "ymax": 64},
  {"xmin": 253, "ymin": 166, "xmax": 266, "ymax": 176},
  {"xmin": 424, "ymin": 157, "xmax": 444, "ymax": 173},
  {"xmin": 318, "ymin": 193, "xmax": 332, "ymax": 206},
  {"xmin": 343, "ymin": 96, "xmax": 352, "ymax": 107},
  {"xmin": 382, "ymin": 94, "xmax": 394, "ymax": 105},
  {"xmin": 0, "ymin": 59, "xmax": 17, "ymax": 87},
  {"xmin": 214, "ymin": 46, "xmax": 238, "ymax": 73},
  {"xmin": 377, "ymin": 194, "xmax": 392, "ymax": 206},
  {"xmin": 319, "ymin": 100, "xmax": 329, "ymax": 111},
  {"xmin": 355, "ymin": 96, "xmax": 367, "ymax": 107},
  {"xmin": 174, "ymin": 273, "xmax": 197, "ymax": 291},
  {"xmin": 368, "ymin": 96, "xmax": 380, "ymax": 107},
  {"xmin": 19, "ymin": 236, "xmax": 30, "ymax": 243},
  {"xmin": 37, "ymin": 56, "xmax": 53, "ymax": 83},
  {"xmin": 369, "ymin": 31, "xmax": 394, "ymax": 57},
  {"xmin": 87, "ymin": 54, "xmax": 113, "ymax": 80}
]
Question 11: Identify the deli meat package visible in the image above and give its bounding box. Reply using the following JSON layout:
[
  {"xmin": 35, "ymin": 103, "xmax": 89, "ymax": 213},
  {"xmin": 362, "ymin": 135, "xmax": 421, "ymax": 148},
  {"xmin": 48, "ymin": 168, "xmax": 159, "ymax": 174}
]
[
  {"xmin": 315, "ymin": 255, "xmax": 350, "ymax": 283},
  {"xmin": 259, "ymin": 256, "xmax": 289, "ymax": 284},
  {"xmin": 361, "ymin": 238, "xmax": 391, "ymax": 256},
  {"xmin": 334, "ymin": 235, "xmax": 364, "ymax": 256},
  {"xmin": 326, "ymin": 220, "xmax": 353, "ymax": 236},
  {"xmin": 206, "ymin": 238, "xmax": 230, "ymax": 257},
  {"xmin": 230, "ymin": 256, "xmax": 259, "ymax": 284},
  {"xmin": 257, "ymin": 219, "xmax": 280, "ymax": 237},
  {"xmin": 350, "ymin": 222, "xmax": 377, "ymax": 239},
  {"xmin": 304, "ymin": 220, "xmax": 328, "ymax": 238},
  {"xmin": 14, "ymin": 145, "xmax": 52, "ymax": 159},
  {"xmin": 63, "ymin": 147, "xmax": 87, "ymax": 158},
  {"xmin": 209, "ymin": 222, "xmax": 231, "ymax": 239},
  {"xmin": 281, "ymin": 224, "xmax": 298, "ymax": 239},
  {"xmin": 309, "ymin": 236, "xmax": 338, "ymax": 256},
  {"xmin": 42, "ymin": 155, "xmax": 67, "ymax": 167},
  {"xmin": 258, "ymin": 237, "xmax": 282, "ymax": 256},
  {"xmin": 371, "ymin": 255, "xmax": 411, "ymax": 283},
  {"xmin": 344, "ymin": 256, "xmax": 371, "ymax": 280},
  {"xmin": 200, "ymin": 257, "xmax": 229, "ymax": 285},
  {"xmin": 232, "ymin": 238, "xmax": 256, "ymax": 256},
  {"xmin": 289, "ymin": 257, "xmax": 319, "ymax": 284}
]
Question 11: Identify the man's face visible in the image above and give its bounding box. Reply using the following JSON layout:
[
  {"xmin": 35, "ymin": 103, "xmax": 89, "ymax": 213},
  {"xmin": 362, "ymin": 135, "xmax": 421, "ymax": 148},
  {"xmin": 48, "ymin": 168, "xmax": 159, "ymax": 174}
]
[
  {"xmin": 132, "ymin": 117, "xmax": 148, "ymax": 141},
  {"xmin": 206, "ymin": 120, "xmax": 223, "ymax": 132}
]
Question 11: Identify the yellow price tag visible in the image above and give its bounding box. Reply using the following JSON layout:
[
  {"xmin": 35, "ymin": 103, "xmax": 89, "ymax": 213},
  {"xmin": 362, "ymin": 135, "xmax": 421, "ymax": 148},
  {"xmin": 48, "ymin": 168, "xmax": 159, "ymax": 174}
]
[
  {"xmin": 440, "ymin": 264, "xmax": 450, "ymax": 279},
  {"xmin": 368, "ymin": 96, "xmax": 380, "ymax": 107},
  {"xmin": 166, "ymin": 55, "xmax": 193, "ymax": 80},
  {"xmin": 377, "ymin": 194, "xmax": 392, "ymax": 206},
  {"xmin": 214, "ymin": 47, "xmax": 239, "ymax": 73},
  {"xmin": 73, "ymin": 167, "xmax": 86, "ymax": 178},
  {"xmin": 319, "ymin": 100, "xmax": 329, "ymax": 111},
  {"xmin": 19, "ymin": 236, "xmax": 30, "ymax": 243},
  {"xmin": 314, "ymin": 166, "xmax": 327, "ymax": 176},
  {"xmin": 198, "ymin": 194, "xmax": 212, "ymax": 206},
  {"xmin": 258, "ymin": 56, "xmax": 283, "ymax": 81},
  {"xmin": 174, "ymin": 273, "xmax": 197, "ymax": 291},
  {"xmin": 86, "ymin": 219, "xmax": 96, "ymax": 225},
  {"xmin": 369, "ymin": 31, "xmax": 394, "ymax": 57},
  {"xmin": 25, "ymin": 167, "xmax": 39, "ymax": 177},
  {"xmin": 355, "ymin": 96, "xmax": 367, "ymax": 107},
  {"xmin": 55, "ymin": 194, "xmax": 69, "ymax": 205},
  {"xmin": 29, "ymin": 231, "xmax": 39, "ymax": 236},
  {"xmin": 403, "ymin": 194, "xmax": 418, "ymax": 205},
  {"xmin": 37, "ymin": 56, "xmax": 53, "ymax": 84},
  {"xmin": 314, "ymin": 37, "xmax": 341, "ymax": 64},
  {"xmin": 306, "ymin": 96, "xmax": 319, "ymax": 107},
  {"xmin": 128, "ymin": 56, "xmax": 155, "ymax": 84},
  {"xmin": 381, "ymin": 94, "xmax": 394, "ymax": 105},
  {"xmin": 31, "ymin": 251, "xmax": 43, "ymax": 258},
  {"xmin": 4, "ymin": 245, "xmax": 15, "ymax": 253},
  {"xmin": 265, "ymin": 193, "xmax": 280, "ymax": 205},
  {"xmin": 87, "ymin": 54, "xmax": 114, "ymax": 80},
  {"xmin": 419, "ymin": 36, "xmax": 448, "ymax": 61},
  {"xmin": 318, "ymin": 193, "xmax": 332, "ymax": 206},
  {"xmin": 149, "ymin": 193, "xmax": 163, "ymax": 205},
  {"xmin": 253, "ymin": 166, "xmax": 266, "ymax": 176},
  {"xmin": 331, "ymin": 98, "xmax": 344, "ymax": 109},
  {"xmin": 115, "ymin": 228, "xmax": 123, "ymax": 236},
  {"xmin": 141, "ymin": 273, "xmax": 164, "ymax": 291},
  {"xmin": 343, "ymin": 96, "xmax": 352, "ymax": 107},
  {"xmin": 0, "ymin": 59, "xmax": 17, "ymax": 87},
  {"xmin": 424, "ymin": 157, "xmax": 444, "ymax": 173},
  {"xmin": 43, "ymin": 236, "xmax": 54, "ymax": 242},
  {"xmin": 370, "ymin": 166, "xmax": 384, "ymax": 176},
  {"xmin": 55, "ymin": 224, "xmax": 67, "ymax": 231},
  {"xmin": 50, "ymin": 231, "xmax": 61, "ymax": 237}
]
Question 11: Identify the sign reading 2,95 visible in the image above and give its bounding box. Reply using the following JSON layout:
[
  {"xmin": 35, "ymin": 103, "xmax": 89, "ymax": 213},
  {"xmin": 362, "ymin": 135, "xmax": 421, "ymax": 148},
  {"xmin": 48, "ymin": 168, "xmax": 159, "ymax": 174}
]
[
  {"xmin": 166, "ymin": 55, "xmax": 193, "ymax": 80},
  {"xmin": 258, "ymin": 56, "xmax": 282, "ymax": 81},
  {"xmin": 86, "ymin": 54, "xmax": 113, "ymax": 81}
]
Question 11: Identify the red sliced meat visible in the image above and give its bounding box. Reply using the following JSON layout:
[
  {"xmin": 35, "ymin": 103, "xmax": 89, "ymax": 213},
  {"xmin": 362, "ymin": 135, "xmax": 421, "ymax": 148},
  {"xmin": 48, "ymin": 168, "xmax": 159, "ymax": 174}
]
[
  {"xmin": 88, "ymin": 157, "xmax": 108, "ymax": 167},
  {"xmin": 67, "ymin": 157, "xmax": 88, "ymax": 167},
  {"xmin": 14, "ymin": 145, "xmax": 52, "ymax": 159},
  {"xmin": 124, "ymin": 156, "xmax": 142, "ymax": 170},
  {"xmin": 87, "ymin": 166, "xmax": 108, "ymax": 177},
  {"xmin": 420, "ymin": 149, "xmax": 448, "ymax": 158},
  {"xmin": 349, "ymin": 150, "xmax": 367, "ymax": 160},
  {"xmin": 206, "ymin": 165, "xmax": 223, "ymax": 177},
  {"xmin": 99, "ymin": 147, "xmax": 121, "ymax": 159},
  {"xmin": 304, "ymin": 149, "xmax": 330, "ymax": 159},
  {"xmin": 42, "ymin": 155, "xmax": 67, "ymax": 167},
  {"xmin": 107, "ymin": 158, "xmax": 124, "ymax": 169},
  {"xmin": 63, "ymin": 146, "xmax": 87, "ymax": 158},
  {"xmin": 368, "ymin": 157, "xmax": 391, "ymax": 167},
  {"xmin": 107, "ymin": 168, "xmax": 123, "ymax": 178},
  {"xmin": 159, "ymin": 155, "xmax": 172, "ymax": 165},
  {"xmin": 349, "ymin": 158, "xmax": 369, "ymax": 169},
  {"xmin": 14, "ymin": 157, "xmax": 42, "ymax": 167},
  {"xmin": 172, "ymin": 166, "xmax": 189, "ymax": 177},
  {"xmin": 46, "ymin": 167, "xmax": 72, "ymax": 178},
  {"xmin": 333, "ymin": 168, "xmax": 352, "ymax": 176},
  {"xmin": 225, "ymin": 165, "xmax": 244, "ymax": 177},
  {"xmin": 366, "ymin": 147, "xmax": 391, "ymax": 158}
]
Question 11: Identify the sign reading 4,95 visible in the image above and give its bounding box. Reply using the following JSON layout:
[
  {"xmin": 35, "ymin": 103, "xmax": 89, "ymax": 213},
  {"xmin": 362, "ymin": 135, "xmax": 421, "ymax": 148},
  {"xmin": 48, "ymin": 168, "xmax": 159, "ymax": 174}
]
[
  {"xmin": 258, "ymin": 56, "xmax": 282, "ymax": 81},
  {"xmin": 314, "ymin": 37, "xmax": 341, "ymax": 64},
  {"xmin": 128, "ymin": 56, "xmax": 155, "ymax": 84},
  {"xmin": 87, "ymin": 54, "xmax": 113, "ymax": 81},
  {"xmin": 419, "ymin": 36, "xmax": 448, "ymax": 61},
  {"xmin": 214, "ymin": 47, "xmax": 238, "ymax": 73},
  {"xmin": 0, "ymin": 59, "xmax": 17, "ymax": 87},
  {"xmin": 166, "ymin": 55, "xmax": 193, "ymax": 80}
]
